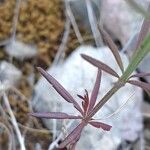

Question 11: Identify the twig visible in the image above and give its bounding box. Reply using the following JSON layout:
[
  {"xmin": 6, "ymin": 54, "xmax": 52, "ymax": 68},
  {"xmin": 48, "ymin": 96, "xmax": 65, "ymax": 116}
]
[
  {"xmin": 0, "ymin": 103, "xmax": 16, "ymax": 150},
  {"xmin": 0, "ymin": 39, "xmax": 11, "ymax": 47},
  {"xmin": 52, "ymin": 14, "xmax": 71, "ymax": 67},
  {"xmin": 10, "ymin": 86, "xmax": 30, "ymax": 101},
  {"xmin": 85, "ymin": 0, "xmax": 102, "ymax": 47},
  {"xmin": 65, "ymin": 0, "xmax": 84, "ymax": 44},
  {"xmin": 18, "ymin": 123, "xmax": 51, "ymax": 136},
  {"xmin": 11, "ymin": 0, "xmax": 22, "ymax": 41},
  {"xmin": 3, "ymin": 92, "xmax": 26, "ymax": 150},
  {"xmin": 10, "ymin": 86, "xmax": 43, "ymax": 129},
  {"xmin": 0, "ymin": 122, "xmax": 13, "ymax": 150},
  {"xmin": 48, "ymin": 120, "xmax": 75, "ymax": 150},
  {"xmin": 0, "ymin": 0, "xmax": 22, "ymax": 47}
]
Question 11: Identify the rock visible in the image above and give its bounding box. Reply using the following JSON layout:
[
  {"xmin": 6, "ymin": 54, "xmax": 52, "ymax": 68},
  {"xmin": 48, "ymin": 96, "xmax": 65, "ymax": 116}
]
[
  {"xmin": 0, "ymin": 61, "xmax": 22, "ymax": 90},
  {"xmin": 101, "ymin": 0, "xmax": 148, "ymax": 46},
  {"xmin": 5, "ymin": 40, "xmax": 37, "ymax": 60},
  {"xmin": 142, "ymin": 101, "xmax": 150, "ymax": 117},
  {"xmin": 32, "ymin": 45, "xmax": 143, "ymax": 150},
  {"xmin": 138, "ymin": 54, "xmax": 150, "ymax": 83}
]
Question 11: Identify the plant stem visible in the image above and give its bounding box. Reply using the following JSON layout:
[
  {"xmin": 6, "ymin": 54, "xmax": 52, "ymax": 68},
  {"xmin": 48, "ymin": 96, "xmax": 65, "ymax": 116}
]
[
  {"xmin": 87, "ymin": 86, "xmax": 119, "ymax": 119},
  {"xmin": 87, "ymin": 33, "xmax": 150, "ymax": 120},
  {"xmin": 120, "ymin": 33, "xmax": 150, "ymax": 82}
]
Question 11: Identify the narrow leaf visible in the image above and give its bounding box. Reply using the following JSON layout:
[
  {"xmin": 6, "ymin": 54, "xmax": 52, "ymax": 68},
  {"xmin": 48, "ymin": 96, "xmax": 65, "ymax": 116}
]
[
  {"xmin": 70, "ymin": 133, "xmax": 81, "ymax": 144},
  {"xmin": 128, "ymin": 80, "xmax": 150, "ymax": 92},
  {"xmin": 70, "ymin": 142, "xmax": 78, "ymax": 150},
  {"xmin": 99, "ymin": 26, "xmax": 124, "ymax": 72},
  {"xmin": 135, "ymin": 9, "xmax": 150, "ymax": 50},
  {"xmin": 83, "ymin": 90, "xmax": 89, "ymax": 113},
  {"xmin": 59, "ymin": 122, "xmax": 85, "ymax": 148},
  {"xmin": 77, "ymin": 94, "xmax": 84, "ymax": 100},
  {"xmin": 37, "ymin": 67, "xmax": 83, "ymax": 114},
  {"xmin": 130, "ymin": 72, "xmax": 150, "ymax": 79},
  {"xmin": 88, "ymin": 69, "xmax": 101, "ymax": 112},
  {"xmin": 89, "ymin": 121, "xmax": 112, "ymax": 131},
  {"xmin": 29, "ymin": 112, "xmax": 82, "ymax": 119},
  {"xmin": 81, "ymin": 54, "xmax": 119, "ymax": 78}
]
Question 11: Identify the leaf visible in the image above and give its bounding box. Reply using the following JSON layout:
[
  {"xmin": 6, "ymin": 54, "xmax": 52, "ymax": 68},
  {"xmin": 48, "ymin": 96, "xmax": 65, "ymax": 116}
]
[
  {"xmin": 82, "ymin": 90, "xmax": 89, "ymax": 113},
  {"xmin": 37, "ymin": 67, "xmax": 83, "ymax": 114},
  {"xmin": 59, "ymin": 122, "xmax": 85, "ymax": 148},
  {"xmin": 78, "ymin": 90, "xmax": 89, "ymax": 114},
  {"xmin": 81, "ymin": 54, "xmax": 119, "ymax": 78},
  {"xmin": 69, "ymin": 132, "xmax": 81, "ymax": 148},
  {"xmin": 70, "ymin": 143, "xmax": 78, "ymax": 150},
  {"xmin": 128, "ymin": 80, "xmax": 150, "ymax": 92},
  {"xmin": 135, "ymin": 12, "xmax": 150, "ymax": 50},
  {"xmin": 77, "ymin": 94, "xmax": 84, "ymax": 100},
  {"xmin": 88, "ymin": 69, "xmax": 101, "ymax": 112},
  {"xmin": 130, "ymin": 72, "xmax": 150, "ymax": 79},
  {"xmin": 99, "ymin": 26, "xmax": 124, "ymax": 72},
  {"xmin": 120, "ymin": 33, "xmax": 150, "ymax": 82},
  {"xmin": 29, "ymin": 112, "xmax": 82, "ymax": 119},
  {"xmin": 89, "ymin": 121, "xmax": 112, "ymax": 131}
]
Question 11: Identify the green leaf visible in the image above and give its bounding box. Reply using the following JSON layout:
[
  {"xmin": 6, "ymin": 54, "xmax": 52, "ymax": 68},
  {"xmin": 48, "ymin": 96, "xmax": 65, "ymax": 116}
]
[{"xmin": 120, "ymin": 33, "xmax": 150, "ymax": 82}]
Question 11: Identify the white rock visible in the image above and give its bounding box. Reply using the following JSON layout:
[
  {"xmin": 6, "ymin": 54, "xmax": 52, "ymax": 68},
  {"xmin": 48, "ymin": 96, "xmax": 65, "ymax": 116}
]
[
  {"xmin": 5, "ymin": 40, "xmax": 37, "ymax": 60},
  {"xmin": 101, "ymin": 0, "xmax": 148, "ymax": 46},
  {"xmin": 32, "ymin": 45, "xmax": 143, "ymax": 150},
  {"xmin": 138, "ymin": 53, "xmax": 150, "ymax": 83},
  {"xmin": 0, "ymin": 61, "xmax": 22, "ymax": 90}
]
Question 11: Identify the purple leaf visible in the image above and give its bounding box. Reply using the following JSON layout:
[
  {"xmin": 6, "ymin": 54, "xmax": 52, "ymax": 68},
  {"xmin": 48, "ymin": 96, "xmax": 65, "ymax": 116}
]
[
  {"xmin": 89, "ymin": 121, "xmax": 112, "ymax": 131},
  {"xmin": 37, "ymin": 67, "xmax": 83, "ymax": 114},
  {"xmin": 78, "ymin": 90, "xmax": 90, "ymax": 114},
  {"xmin": 88, "ymin": 69, "xmax": 101, "ymax": 112},
  {"xmin": 128, "ymin": 80, "xmax": 150, "ymax": 92},
  {"xmin": 81, "ymin": 54, "xmax": 119, "ymax": 78},
  {"xmin": 59, "ymin": 122, "xmax": 86, "ymax": 148},
  {"xmin": 134, "ymin": 2, "xmax": 150, "ymax": 50},
  {"xmin": 77, "ymin": 94, "xmax": 84, "ymax": 100},
  {"xmin": 82, "ymin": 90, "xmax": 89, "ymax": 113},
  {"xmin": 70, "ymin": 143, "xmax": 78, "ymax": 150},
  {"xmin": 29, "ymin": 112, "xmax": 82, "ymax": 119},
  {"xmin": 99, "ymin": 26, "xmax": 124, "ymax": 72},
  {"xmin": 130, "ymin": 72, "xmax": 150, "ymax": 79},
  {"xmin": 70, "ymin": 134, "xmax": 81, "ymax": 145},
  {"xmin": 135, "ymin": 19, "xmax": 150, "ymax": 50}
]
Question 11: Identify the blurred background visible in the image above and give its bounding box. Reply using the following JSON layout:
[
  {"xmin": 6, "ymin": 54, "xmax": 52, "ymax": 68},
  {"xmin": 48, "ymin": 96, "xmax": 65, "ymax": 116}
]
[{"xmin": 0, "ymin": 0, "xmax": 150, "ymax": 149}]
